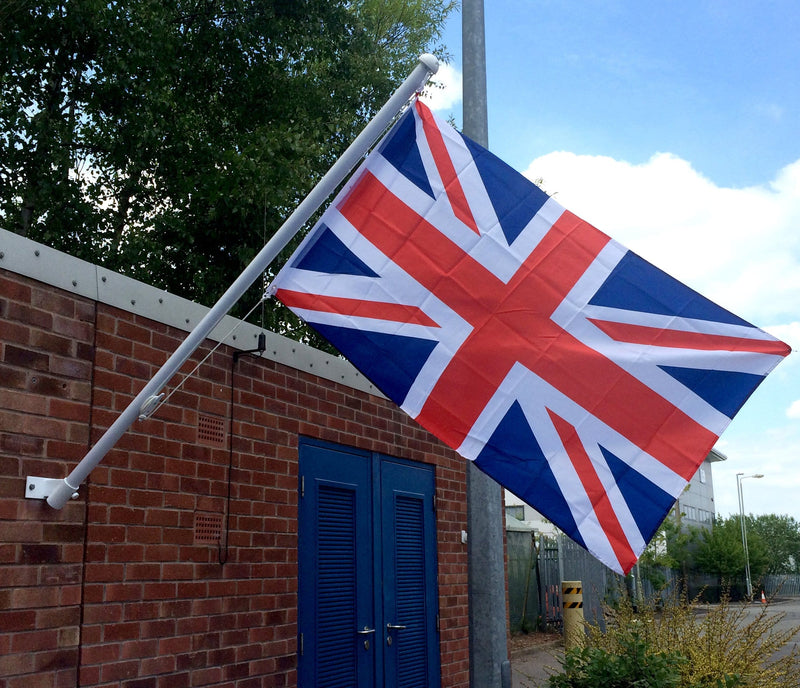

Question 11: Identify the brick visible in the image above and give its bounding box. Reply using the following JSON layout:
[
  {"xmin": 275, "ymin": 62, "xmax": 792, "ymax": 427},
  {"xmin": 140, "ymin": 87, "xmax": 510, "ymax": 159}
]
[
  {"xmin": 29, "ymin": 285, "xmax": 74, "ymax": 314},
  {"xmin": 19, "ymin": 543, "xmax": 59, "ymax": 564},
  {"xmin": 42, "ymin": 522, "xmax": 85, "ymax": 543},
  {"xmin": 0, "ymin": 274, "xmax": 32, "ymax": 300},
  {"xmin": 48, "ymin": 397, "xmax": 90, "ymax": 423},
  {"xmin": 80, "ymin": 641, "xmax": 121, "ymax": 664},
  {"xmin": 58, "ymin": 626, "xmax": 80, "ymax": 647},
  {"xmin": 108, "ymin": 506, "xmax": 147, "ymax": 525},
  {"xmin": 51, "ymin": 312, "xmax": 93, "ymax": 341},
  {"xmin": 140, "ymin": 654, "xmax": 176, "ymax": 676},
  {"xmin": 126, "ymin": 563, "xmax": 162, "ymax": 580},
  {"xmin": 34, "ymin": 647, "xmax": 79, "ymax": 672},
  {"xmin": 5, "ymin": 301, "xmax": 52, "ymax": 329},
  {"xmin": 123, "ymin": 678, "xmax": 157, "ymax": 688},
  {"xmin": 143, "ymin": 582, "xmax": 176, "ymax": 599},
  {"xmin": 9, "ymin": 584, "xmax": 63, "ymax": 609},
  {"xmin": 140, "ymin": 618, "xmax": 176, "ymax": 640},
  {"xmin": 104, "ymin": 583, "xmax": 145, "ymax": 602},
  {"xmin": 0, "ymin": 609, "xmax": 36, "ymax": 632},
  {"xmin": 157, "ymin": 672, "xmax": 192, "ymax": 688},
  {"xmin": 119, "ymin": 638, "xmax": 158, "ymax": 660},
  {"xmin": 100, "ymin": 659, "xmax": 140, "ymax": 682},
  {"xmin": 107, "ymin": 543, "xmax": 145, "ymax": 562},
  {"xmin": 3, "ymin": 390, "xmax": 49, "ymax": 415},
  {"xmin": 40, "ymin": 564, "xmax": 82, "ymax": 585},
  {"xmin": 103, "ymin": 621, "xmax": 141, "ymax": 642},
  {"xmin": 123, "ymin": 601, "xmax": 160, "ymax": 621},
  {"xmin": 28, "ymin": 330, "xmax": 75, "ymax": 357},
  {"xmin": 84, "ymin": 563, "xmax": 125, "ymax": 582},
  {"xmin": 158, "ymin": 635, "xmax": 191, "ymax": 656},
  {"xmin": 12, "ymin": 628, "xmax": 59, "ymax": 652},
  {"xmin": 82, "ymin": 604, "xmax": 123, "ymax": 625},
  {"xmin": 0, "ymin": 650, "xmax": 36, "ymax": 676}
]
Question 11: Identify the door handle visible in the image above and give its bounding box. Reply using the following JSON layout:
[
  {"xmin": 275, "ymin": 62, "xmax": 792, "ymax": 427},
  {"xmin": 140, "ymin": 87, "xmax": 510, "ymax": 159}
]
[
  {"xmin": 386, "ymin": 623, "xmax": 407, "ymax": 630},
  {"xmin": 356, "ymin": 626, "xmax": 376, "ymax": 635}
]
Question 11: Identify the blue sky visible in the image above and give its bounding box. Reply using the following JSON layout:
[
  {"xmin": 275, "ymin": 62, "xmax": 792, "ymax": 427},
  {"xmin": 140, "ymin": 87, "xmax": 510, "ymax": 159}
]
[{"xmin": 422, "ymin": 1, "xmax": 800, "ymax": 520}]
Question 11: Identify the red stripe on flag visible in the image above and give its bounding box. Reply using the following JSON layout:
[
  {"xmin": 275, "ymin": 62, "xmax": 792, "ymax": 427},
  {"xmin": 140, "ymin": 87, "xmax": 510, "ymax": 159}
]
[
  {"xmin": 415, "ymin": 101, "xmax": 480, "ymax": 235},
  {"xmin": 274, "ymin": 289, "xmax": 439, "ymax": 327},
  {"xmin": 340, "ymin": 176, "xmax": 716, "ymax": 482},
  {"xmin": 588, "ymin": 318, "xmax": 791, "ymax": 356},
  {"xmin": 549, "ymin": 410, "xmax": 638, "ymax": 574}
]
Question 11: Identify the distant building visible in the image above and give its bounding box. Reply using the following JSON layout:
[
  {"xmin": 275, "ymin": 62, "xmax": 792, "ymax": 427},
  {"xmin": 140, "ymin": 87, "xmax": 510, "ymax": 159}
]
[{"xmin": 674, "ymin": 448, "xmax": 726, "ymax": 530}]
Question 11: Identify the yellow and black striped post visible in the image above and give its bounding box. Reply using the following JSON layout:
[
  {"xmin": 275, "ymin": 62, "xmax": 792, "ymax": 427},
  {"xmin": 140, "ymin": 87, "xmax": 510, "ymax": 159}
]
[{"xmin": 561, "ymin": 580, "xmax": 584, "ymax": 651}]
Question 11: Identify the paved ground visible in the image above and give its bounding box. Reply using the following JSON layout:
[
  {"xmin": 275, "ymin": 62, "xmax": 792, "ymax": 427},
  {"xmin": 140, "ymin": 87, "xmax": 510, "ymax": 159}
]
[
  {"xmin": 510, "ymin": 640, "xmax": 563, "ymax": 688},
  {"xmin": 732, "ymin": 596, "xmax": 800, "ymax": 662},
  {"xmin": 508, "ymin": 597, "xmax": 800, "ymax": 688}
]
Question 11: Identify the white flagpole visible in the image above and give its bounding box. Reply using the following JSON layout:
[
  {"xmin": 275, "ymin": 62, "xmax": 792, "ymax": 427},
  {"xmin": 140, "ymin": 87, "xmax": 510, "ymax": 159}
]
[{"xmin": 46, "ymin": 54, "xmax": 439, "ymax": 509}]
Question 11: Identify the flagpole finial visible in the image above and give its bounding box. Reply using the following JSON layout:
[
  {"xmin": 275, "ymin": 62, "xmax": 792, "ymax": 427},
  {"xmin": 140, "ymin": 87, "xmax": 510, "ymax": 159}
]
[{"xmin": 418, "ymin": 53, "xmax": 440, "ymax": 75}]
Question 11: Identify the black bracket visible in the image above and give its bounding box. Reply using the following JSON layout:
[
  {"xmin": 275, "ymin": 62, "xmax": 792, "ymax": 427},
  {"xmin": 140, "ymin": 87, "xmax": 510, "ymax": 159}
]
[{"xmin": 233, "ymin": 332, "xmax": 267, "ymax": 363}]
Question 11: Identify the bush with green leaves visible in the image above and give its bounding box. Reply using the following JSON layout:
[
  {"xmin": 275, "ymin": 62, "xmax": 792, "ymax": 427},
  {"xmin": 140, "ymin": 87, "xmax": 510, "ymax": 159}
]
[
  {"xmin": 548, "ymin": 631, "xmax": 689, "ymax": 688},
  {"xmin": 548, "ymin": 591, "xmax": 800, "ymax": 688}
]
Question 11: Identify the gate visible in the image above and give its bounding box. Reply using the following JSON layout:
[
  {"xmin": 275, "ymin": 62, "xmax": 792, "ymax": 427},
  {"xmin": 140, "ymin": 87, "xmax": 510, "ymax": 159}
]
[{"xmin": 537, "ymin": 533, "xmax": 625, "ymax": 630}]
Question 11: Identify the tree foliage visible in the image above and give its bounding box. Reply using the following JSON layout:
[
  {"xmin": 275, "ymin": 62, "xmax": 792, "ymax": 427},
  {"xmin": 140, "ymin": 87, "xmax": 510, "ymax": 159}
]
[
  {"xmin": 1, "ymin": 0, "xmax": 454, "ymax": 326},
  {"xmin": 640, "ymin": 510, "xmax": 800, "ymax": 588},
  {"xmin": 693, "ymin": 516, "xmax": 770, "ymax": 582},
  {"xmin": 746, "ymin": 513, "xmax": 800, "ymax": 575}
]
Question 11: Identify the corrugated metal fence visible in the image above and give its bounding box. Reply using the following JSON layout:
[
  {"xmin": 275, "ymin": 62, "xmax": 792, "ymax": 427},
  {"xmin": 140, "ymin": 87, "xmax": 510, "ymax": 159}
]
[
  {"xmin": 764, "ymin": 574, "xmax": 800, "ymax": 597},
  {"xmin": 507, "ymin": 529, "xmax": 800, "ymax": 635},
  {"xmin": 508, "ymin": 531, "xmax": 683, "ymax": 632},
  {"xmin": 538, "ymin": 534, "xmax": 625, "ymax": 629}
]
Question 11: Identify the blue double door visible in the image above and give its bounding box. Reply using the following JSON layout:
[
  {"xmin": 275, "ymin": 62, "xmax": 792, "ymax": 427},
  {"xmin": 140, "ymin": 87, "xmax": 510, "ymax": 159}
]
[{"xmin": 298, "ymin": 438, "xmax": 441, "ymax": 688}]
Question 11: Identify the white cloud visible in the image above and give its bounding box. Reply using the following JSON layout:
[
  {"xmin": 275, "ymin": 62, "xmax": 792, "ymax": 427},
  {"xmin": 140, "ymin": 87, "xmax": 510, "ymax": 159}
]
[
  {"xmin": 788, "ymin": 400, "xmax": 800, "ymax": 419},
  {"xmin": 522, "ymin": 153, "xmax": 800, "ymax": 326},
  {"xmin": 420, "ymin": 62, "xmax": 462, "ymax": 113}
]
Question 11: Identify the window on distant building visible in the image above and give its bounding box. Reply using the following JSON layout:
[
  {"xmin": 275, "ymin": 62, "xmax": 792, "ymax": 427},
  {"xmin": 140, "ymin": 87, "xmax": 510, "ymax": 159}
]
[
  {"xmin": 506, "ymin": 505, "xmax": 525, "ymax": 521},
  {"xmin": 699, "ymin": 467, "xmax": 707, "ymax": 484}
]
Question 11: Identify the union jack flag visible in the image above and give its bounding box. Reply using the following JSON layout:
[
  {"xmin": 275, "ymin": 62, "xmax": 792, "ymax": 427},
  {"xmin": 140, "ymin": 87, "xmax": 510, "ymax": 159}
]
[{"xmin": 270, "ymin": 99, "xmax": 790, "ymax": 574}]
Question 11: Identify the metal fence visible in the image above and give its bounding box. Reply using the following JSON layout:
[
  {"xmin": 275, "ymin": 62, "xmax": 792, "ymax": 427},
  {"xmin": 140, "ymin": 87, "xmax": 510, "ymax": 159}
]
[
  {"xmin": 506, "ymin": 528, "xmax": 800, "ymax": 636},
  {"xmin": 764, "ymin": 574, "xmax": 800, "ymax": 597},
  {"xmin": 537, "ymin": 534, "xmax": 628, "ymax": 630},
  {"xmin": 507, "ymin": 528, "xmax": 540, "ymax": 633},
  {"xmin": 507, "ymin": 530, "xmax": 684, "ymax": 633}
]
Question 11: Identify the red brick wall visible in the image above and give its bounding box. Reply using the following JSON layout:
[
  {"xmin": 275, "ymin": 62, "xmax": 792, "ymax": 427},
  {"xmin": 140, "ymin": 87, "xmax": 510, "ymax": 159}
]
[{"xmin": 1, "ymin": 269, "xmax": 470, "ymax": 687}]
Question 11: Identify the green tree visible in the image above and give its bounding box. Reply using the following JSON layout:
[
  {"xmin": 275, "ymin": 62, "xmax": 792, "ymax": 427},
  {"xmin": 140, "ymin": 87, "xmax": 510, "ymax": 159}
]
[
  {"xmin": 1, "ymin": 0, "xmax": 454, "ymax": 326},
  {"xmin": 746, "ymin": 514, "xmax": 800, "ymax": 575},
  {"xmin": 693, "ymin": 516, "xmax": 769, "ymax": 582}
]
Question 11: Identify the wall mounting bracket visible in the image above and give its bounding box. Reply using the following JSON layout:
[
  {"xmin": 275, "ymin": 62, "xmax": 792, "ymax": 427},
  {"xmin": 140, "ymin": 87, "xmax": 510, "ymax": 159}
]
[{"xmin": 26, "ymin": 476, "xmax": 79, "ymax": 501}]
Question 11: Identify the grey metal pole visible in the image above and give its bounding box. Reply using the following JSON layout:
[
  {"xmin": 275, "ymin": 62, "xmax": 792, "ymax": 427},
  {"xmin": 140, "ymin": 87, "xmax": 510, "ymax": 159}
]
[
  {"xmin": 462, "ymin": 2, "xmax": 510, "ymax": 687},
  {"xmin": 46, "ymin": 54, "xmax": 439, "ymax": 509},
  {"xmin": 736, "ymin": 472, "xmax": 763, "ymax": 599},
  {"xmin": 736, "ymin": 473, "xmax": 748, "ymax": 597}
]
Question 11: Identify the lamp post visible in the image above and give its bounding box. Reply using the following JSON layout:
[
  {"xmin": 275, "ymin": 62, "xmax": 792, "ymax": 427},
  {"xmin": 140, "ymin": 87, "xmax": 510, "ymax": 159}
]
[{"xmin": 736, "ymin": 472, "xmax": 764, "ymax": 599}]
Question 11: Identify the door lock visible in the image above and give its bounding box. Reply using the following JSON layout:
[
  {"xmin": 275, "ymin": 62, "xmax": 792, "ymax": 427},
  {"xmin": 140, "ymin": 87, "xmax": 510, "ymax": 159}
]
[
  {"xmin": 386, "ymin": 622, "xmax": 406, "ymax": 646},
  {"xmin": 357, "ymin": 626, "xmax": 375, "ymax": 650}
]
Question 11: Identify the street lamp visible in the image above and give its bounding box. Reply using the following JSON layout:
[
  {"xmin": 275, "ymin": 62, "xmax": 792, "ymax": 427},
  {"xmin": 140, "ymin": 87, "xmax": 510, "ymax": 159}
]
[{"xmin": 736, "ymin": 472, "xmax": 764, "ymax": 599}]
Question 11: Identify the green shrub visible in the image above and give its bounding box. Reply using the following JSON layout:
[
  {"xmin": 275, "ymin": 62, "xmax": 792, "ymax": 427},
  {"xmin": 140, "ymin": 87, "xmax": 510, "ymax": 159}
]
[
  {"xmin": 548, "ymin": 631, "xmax": 687, "ymax": 687},
  {"xmin": 547, "ymin": 591, "xmax": 800, "ymax": 688}
]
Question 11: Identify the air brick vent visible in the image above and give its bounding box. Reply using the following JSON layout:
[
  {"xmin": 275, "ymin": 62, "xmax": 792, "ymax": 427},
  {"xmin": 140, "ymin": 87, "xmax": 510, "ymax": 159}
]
[
  {"xmin": 197, "ymin": 414, "xmax": 226, "ymax": 446},
  {"xmin": 194, "ymin": 512, "xmax": 223, "ymax": 544}
]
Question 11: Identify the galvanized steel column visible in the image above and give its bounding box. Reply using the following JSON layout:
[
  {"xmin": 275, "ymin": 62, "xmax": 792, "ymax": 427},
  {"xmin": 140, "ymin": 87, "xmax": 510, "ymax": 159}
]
[{"xmin": 462, "ymin": 2, "xmax": 510, "ymax": 686}]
